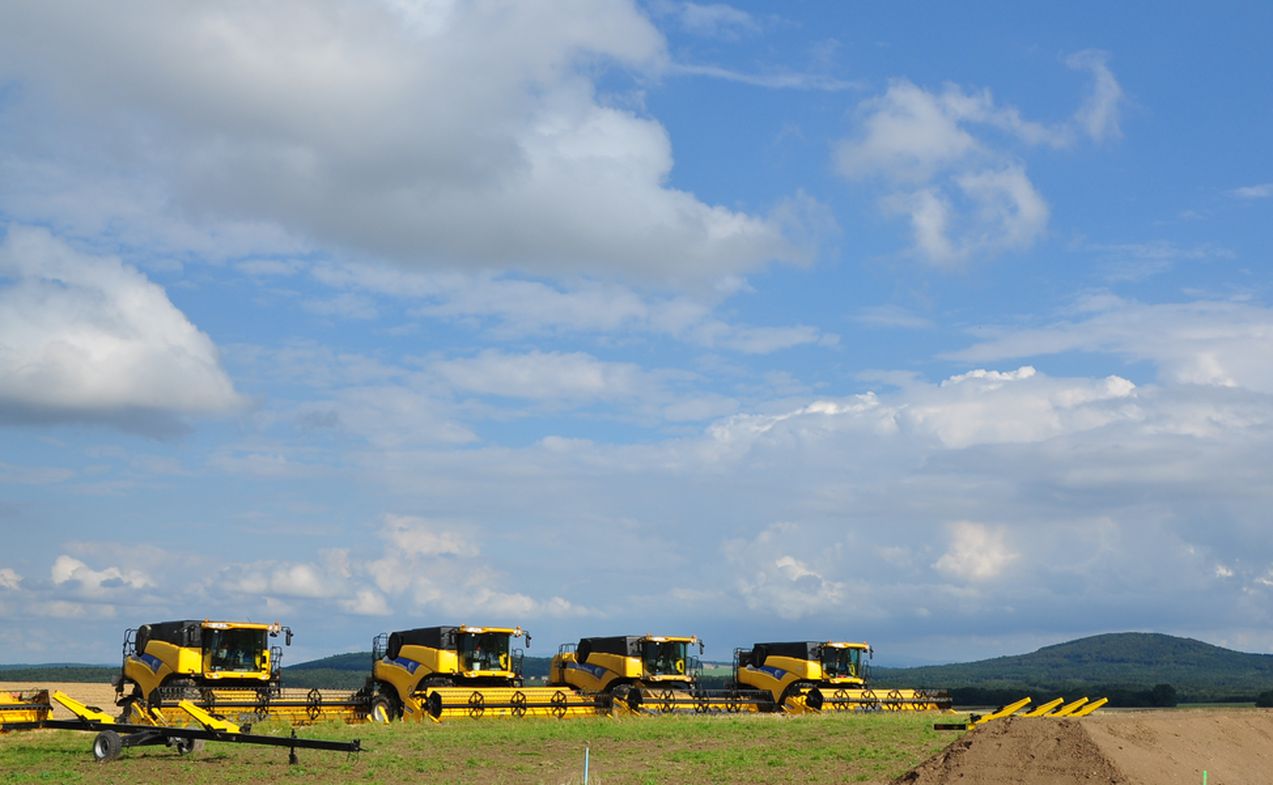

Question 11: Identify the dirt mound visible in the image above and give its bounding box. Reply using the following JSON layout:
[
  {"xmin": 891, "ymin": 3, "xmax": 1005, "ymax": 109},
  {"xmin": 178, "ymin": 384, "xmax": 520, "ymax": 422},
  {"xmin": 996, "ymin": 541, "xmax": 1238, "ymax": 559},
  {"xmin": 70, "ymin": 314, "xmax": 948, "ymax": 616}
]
[
  {"xmin": 896, "ymin": 709, "xmax": 1273, "ymax": 785},
  {"xmin": 895, "ymin": 717, "xmax": 1126, "ymax": 784}
]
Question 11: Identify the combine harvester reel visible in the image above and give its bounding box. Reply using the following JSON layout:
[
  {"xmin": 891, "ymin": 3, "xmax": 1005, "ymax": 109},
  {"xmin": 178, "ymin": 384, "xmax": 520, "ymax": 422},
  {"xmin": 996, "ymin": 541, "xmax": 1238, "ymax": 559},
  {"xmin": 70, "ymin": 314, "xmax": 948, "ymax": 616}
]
[
  {"xmin": 364, "ymin": 624, "xmax": 602, "ymax": 721},
  {"xmin": 2, "ymin": 689, "xmax": 360, "ymax": 764},
  {"xmin": 734, "ymin": 640, "xmax": 953, "ymax": 714},
  {"xmin": 550, "ymin": 634, "xmax": 773, "ymax": 715}
]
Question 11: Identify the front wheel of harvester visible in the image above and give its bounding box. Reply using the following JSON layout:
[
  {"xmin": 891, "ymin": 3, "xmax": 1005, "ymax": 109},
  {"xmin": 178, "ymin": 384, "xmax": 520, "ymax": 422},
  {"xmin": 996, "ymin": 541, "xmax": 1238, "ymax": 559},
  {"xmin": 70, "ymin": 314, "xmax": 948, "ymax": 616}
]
[
  {"xmin": 370, "ymin": 694, "xmax": 397, "ymax": 723},
  {"xmin": 92, "ymin": 730, "xmax": 123, "ymax": 763},
  {"xmin": 115, "ymin": 697, "xmax": 135, "ymax": 723}
]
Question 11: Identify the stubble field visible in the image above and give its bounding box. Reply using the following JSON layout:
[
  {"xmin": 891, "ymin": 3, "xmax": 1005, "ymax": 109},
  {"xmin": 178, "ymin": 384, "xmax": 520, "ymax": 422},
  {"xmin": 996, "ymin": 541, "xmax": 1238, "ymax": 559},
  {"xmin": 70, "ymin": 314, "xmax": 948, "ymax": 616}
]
[{"xmin": 0, "ymin": 682, "xmax": 949, "ymax": 785}]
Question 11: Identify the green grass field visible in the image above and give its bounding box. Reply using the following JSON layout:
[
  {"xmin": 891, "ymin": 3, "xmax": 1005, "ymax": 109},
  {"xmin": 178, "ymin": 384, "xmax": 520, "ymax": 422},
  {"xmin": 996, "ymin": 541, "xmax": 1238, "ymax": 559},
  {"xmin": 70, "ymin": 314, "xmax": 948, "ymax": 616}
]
[{"xmin": 0, "ymin": 712, "xmax": 951, "ymax": 785}]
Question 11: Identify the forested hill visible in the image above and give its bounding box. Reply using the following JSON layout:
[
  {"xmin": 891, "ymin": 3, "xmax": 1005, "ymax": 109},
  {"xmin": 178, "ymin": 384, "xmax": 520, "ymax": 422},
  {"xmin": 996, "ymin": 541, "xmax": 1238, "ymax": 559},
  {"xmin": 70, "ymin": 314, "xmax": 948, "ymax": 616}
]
[{"xmin": 871, "ymin": 632, "xmax": 1273, "ymax": 703}]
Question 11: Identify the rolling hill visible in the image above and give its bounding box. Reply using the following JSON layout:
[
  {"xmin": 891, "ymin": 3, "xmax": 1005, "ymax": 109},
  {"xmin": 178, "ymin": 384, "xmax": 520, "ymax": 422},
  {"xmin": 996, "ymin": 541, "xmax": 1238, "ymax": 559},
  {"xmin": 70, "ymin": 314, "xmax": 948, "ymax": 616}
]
[{"xmin": 871, "ymin": 632, "xmax": 1273, "ymax": 703}]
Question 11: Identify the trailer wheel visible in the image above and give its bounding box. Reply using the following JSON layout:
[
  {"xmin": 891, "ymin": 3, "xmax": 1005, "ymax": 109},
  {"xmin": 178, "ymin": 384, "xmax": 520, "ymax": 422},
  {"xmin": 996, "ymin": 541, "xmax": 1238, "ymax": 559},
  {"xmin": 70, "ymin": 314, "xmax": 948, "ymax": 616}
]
[
  {"xmin": 174, "ymin": 737, "xmax": 205, "ymax": 756},
  {"xmin": 92, "ymin": 730, "xmax": 123, "ymax": 763}
]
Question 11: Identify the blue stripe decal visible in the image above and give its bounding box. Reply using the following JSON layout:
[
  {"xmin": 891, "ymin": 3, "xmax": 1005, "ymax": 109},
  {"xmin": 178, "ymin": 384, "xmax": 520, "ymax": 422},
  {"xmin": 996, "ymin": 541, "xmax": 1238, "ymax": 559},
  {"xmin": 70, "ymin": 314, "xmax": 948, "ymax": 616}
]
[
  {"xmin": 388, "ymin": 657, "xmax": 421, "ymax": 675},
  {"xmin": 137, "ymin": 653, "xmax": 164, "ymax": 673},
  {"xmin": 567, "ymin": 661, "xmax": 608, "ymax": 679},
  {"xmin": 750, "ymin": 664, "xmax": 788, "ymax": 680}
]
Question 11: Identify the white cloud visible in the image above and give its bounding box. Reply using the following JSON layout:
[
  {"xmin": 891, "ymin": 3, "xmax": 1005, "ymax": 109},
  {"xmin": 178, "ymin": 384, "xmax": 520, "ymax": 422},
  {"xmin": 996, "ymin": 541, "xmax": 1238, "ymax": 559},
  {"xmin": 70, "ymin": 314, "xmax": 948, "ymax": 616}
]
[
  {"xmin": 313, "ymin": 263, "xmax": 831, "ymax": 354},
  {"xmin": 0, "ymin": 1, "xmax": 805, "ymax": 284},
  {"xmin": 0, "ymin": 226, "xmax": 244, "ymax": 427},
  {"xmin": 675, "ymin": 2, "xmax": 759, "ymax": 38},
  {"xmin": 434, "ymin": 350, "xmax": 649, "ymax": 402},
  {"xmin": 725, "ymin": 523, "xmax": 849, "ymax": 619},
  {"xmin": 949, "ymin": 298, "xmax": 1273, "ymax": 393},
  {"xmin": 854, "ymin": 305, "xmax": 934, "ymax": 330},
  {"xmin": 380, "ymin": 514, "xmax": 480, "ymax": 559},
  {"xmin": 0, "ymin": 568, "xmax": 21, "ymax": 591},
  {"xmin": 1231, "ymin": 183, "xmax": 1273, "ymax": 200},
  {"xmin": 51, "ymin": 555, "xmax": 153, "ymax": 592},
  {"xmin": 834, "ymin": 56, "xmax": 1121, "ymax": 265},
  {"xmin": 1065, "ymin": 50, "xmax": 1123, "ymax": 142},
  {"xmin": 933, "ymin": 522, "xmax": 1019, "ymax": 582}
]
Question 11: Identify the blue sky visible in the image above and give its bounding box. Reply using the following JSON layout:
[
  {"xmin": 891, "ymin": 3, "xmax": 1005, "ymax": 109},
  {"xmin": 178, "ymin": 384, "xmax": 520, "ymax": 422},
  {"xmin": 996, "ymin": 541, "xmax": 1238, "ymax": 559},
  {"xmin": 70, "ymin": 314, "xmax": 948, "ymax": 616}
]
[{"xmin": 1, "ymin": 1, "xmax": 1271, "ymax": 667}]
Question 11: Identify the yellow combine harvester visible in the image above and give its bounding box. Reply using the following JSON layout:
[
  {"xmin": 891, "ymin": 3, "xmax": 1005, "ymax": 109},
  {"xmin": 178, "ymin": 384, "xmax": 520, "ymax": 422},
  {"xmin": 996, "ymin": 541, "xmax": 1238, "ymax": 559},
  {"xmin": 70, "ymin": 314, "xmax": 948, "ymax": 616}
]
[
  {"xmin": 734, "ymin": 640, "xmax": 951, "ymax": 712},
  {"xmin": 548, "ymin": 634, "xmax": 770, "ymax": 713},
  {"xmin": 113, "ymin": 619, "xmax": 366, "ymax": 724},
  {"xmin": 365, "ymin": 624, "xmax": 601, "ymax": 720}
]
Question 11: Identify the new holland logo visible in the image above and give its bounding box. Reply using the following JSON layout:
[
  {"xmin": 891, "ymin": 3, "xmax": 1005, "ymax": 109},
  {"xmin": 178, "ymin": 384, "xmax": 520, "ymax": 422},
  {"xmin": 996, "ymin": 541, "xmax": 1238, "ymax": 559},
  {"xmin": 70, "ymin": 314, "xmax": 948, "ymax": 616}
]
[{"xmin": 567, "ymin": 661, "xmax": 609, "ymax": 679}]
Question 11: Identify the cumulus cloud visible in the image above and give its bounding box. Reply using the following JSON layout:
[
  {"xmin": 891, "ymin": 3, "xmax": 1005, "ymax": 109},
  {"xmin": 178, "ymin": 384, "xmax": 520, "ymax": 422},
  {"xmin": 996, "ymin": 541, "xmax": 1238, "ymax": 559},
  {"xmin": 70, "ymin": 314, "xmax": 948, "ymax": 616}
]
[
  {"xmin": 933, "ymin": 522, "xmax": 1019, "ymax": 582},
  {"xmin": 380, "ymin": 514, "xmax": 481, "ymax": 560},
  {"xmin": 724, "ymin": 523, "xmax": 849, "ymax": 619},
  {"xmin": 834, "ymin": 54, "xmax": 1121, "ymax": 265},
  {"xmin": 0, "ymin": 226, "xmax": 244, "ymax": 429},
  {"xmin": 0, "ymin": 0, "xmax": 807, "ymax": 284},
  {"xmin": 0, "ymin": 568, "xmax": 21, "ymax": 591},
  {"xmin": 359, "ymin": 514, "xmax": 593, "ymax": 619},
  {"xmin": 51, "ymin": 555, "xmax": 153, "ymax": 592}
]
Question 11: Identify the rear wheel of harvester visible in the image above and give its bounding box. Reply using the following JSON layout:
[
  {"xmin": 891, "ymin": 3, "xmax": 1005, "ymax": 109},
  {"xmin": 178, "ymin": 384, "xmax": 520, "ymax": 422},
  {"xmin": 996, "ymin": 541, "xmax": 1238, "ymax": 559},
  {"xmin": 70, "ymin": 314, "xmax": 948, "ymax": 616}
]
[{"xmin": 92, "ymin": 730, "xmax": 123, "ymax": 763}]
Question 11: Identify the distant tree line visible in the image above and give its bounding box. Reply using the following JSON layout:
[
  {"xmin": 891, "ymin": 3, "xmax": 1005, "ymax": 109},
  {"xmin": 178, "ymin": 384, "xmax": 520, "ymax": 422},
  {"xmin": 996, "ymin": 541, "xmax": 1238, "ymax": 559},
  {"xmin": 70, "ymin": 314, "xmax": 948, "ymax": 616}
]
[{"xmin": 949, "ymin": 683, "xmax": 1181, "ymax": 708}]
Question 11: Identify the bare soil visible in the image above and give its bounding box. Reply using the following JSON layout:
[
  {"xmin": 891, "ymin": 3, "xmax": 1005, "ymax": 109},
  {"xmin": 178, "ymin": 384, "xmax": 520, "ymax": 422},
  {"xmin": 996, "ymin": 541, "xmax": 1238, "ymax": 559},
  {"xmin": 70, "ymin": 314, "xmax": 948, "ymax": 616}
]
[{"xmin": 895, "ymin": 709, "xmax": 1273, "ymax": 785}]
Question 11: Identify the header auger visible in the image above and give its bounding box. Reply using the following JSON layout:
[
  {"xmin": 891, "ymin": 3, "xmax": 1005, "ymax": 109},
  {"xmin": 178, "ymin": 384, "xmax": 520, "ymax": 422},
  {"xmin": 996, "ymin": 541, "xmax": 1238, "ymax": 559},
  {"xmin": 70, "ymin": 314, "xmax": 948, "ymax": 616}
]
[{"xmin": 362, "ymin": 624, "xmax": 602, "ymax": 721}]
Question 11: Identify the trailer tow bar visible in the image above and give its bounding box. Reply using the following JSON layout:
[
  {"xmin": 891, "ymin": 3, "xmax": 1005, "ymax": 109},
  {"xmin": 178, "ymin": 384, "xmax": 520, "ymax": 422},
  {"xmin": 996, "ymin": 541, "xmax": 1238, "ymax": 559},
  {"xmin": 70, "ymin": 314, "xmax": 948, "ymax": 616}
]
[{"xmin": 10, "ymin": 691, "xmax": 362, "ymax": 764}]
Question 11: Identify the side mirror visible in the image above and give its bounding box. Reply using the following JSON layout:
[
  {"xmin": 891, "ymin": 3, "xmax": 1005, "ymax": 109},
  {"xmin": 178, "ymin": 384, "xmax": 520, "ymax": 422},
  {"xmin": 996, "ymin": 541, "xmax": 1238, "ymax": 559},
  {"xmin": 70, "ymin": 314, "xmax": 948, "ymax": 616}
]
[
  {"xmin": 285, "ymin": 628, "xmax": 294, "ymax": 646},
  {"xmin": 699, "ymin": 640, "xmax": 705, "ymax": 655},
  {"xmin": 525, "ymin": 632, "xmax": 532, "ymax": 649}
]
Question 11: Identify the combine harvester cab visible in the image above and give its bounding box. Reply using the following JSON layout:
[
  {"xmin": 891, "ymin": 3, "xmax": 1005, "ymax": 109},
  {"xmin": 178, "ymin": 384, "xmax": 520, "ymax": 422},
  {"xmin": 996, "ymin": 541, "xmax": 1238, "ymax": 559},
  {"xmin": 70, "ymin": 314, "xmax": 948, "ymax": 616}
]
[
  {"xmin": 366, "ymin": 624, "xmax": 600, "ymax": 721},
  {"xmin": 114, "ymin": 619, "xmax": 365, "ymax": 725},
  {"xmin": 735, "ymin": 641, "xmax": 951, "ymax": 713},
  {"xmin": 549, "ymin": 634, "xmax": 770, "ymax": 714}
]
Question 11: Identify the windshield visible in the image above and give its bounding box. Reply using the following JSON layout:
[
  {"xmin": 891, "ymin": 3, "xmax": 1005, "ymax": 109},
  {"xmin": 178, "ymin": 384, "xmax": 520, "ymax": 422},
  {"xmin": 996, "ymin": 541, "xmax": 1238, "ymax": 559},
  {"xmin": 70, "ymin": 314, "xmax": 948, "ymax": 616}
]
[
  {"xmin": 642, "ymin": 641, "xmax": 688, "ymax": 677},
  {"xmin": 204, "ymin": 628, "xmax": 267, "ymax": 673},
  {"xmin": 821, "ymin": 647, "xmax": 863, "ymax": 679},
  {"xmin": 459, "ymin": 632, "xmax": 511, "ymax": 672}
]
